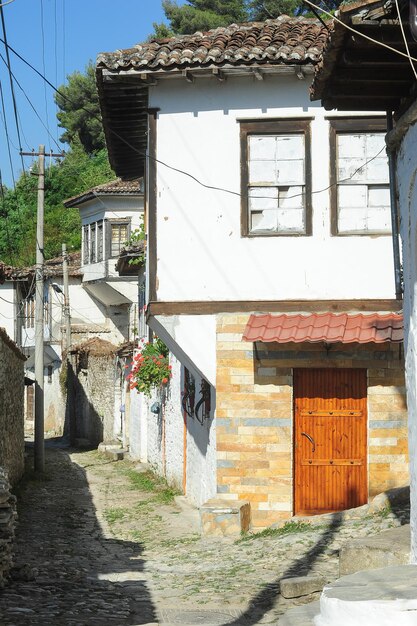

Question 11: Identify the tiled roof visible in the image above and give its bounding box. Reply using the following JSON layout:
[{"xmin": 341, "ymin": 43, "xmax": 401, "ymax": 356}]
[
  {"xmin": 97, "ymin": 16, "xmax": 329, "ymax": 73},
  {"xmin": 4, "ymin": 252, "xmax": 82, "ymax": 281},
  {"xmin": 243, "ymin": 313, "xmax": 404, "ymax": 344},
  {"xmin": 64, "ymin": 178, "xmax": 143, "ymax": 208}
]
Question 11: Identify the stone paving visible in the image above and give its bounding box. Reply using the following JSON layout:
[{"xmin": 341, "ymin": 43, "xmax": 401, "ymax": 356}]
[{"xmin": 0, "ymin": 442, "xmax": 410, "ymax": 625}]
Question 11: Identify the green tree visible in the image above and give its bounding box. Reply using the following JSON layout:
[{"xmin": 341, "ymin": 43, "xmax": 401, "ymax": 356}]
[
  {"xmin": 152, "ymin": 0, "xmax": 248, "ymax": 37},
  {"xmin": 54, "ymin": 62, "xmax": 105, "ymax": 154},
  {"xmin": 0, "ymin": 145, "xmax": 115, "ymax": 266}
]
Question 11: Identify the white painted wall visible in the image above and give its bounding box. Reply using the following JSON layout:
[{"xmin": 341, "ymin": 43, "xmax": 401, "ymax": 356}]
[
  {"xmin": 150, "ymin": 75, "xmax": 395, "ymax": 302},
  {"xmin": 149, "ymin": 314, "xmax": 216, "ymax": 385},
  {"xmin": 396, "ymin": 121, "xmax": 417, "ymax": 562},
  {"xmin": 0, "ymin": 283, "xmax": 16, "ymax": 340},
  {"xmin": 185, "ymin": 370, "xmax": 217, "ymax": 507}
]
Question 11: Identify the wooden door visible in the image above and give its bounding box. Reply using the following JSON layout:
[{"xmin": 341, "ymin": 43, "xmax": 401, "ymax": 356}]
[{"xmin": 294, "ymin": 368, "xmax": 367, "ymax": 515}]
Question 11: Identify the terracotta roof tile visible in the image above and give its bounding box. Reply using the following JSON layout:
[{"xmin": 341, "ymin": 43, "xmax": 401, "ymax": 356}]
[
  {"xmin": 243, "ymin": 313, "xmax": 403, "ymax": 344},
  {"xmin": 97, "ymin": 17, "xmax": 329, "ymax": 73},
  {"xmin": 64, "ymin": 178, "xmax": 143, "ymax": 208}
]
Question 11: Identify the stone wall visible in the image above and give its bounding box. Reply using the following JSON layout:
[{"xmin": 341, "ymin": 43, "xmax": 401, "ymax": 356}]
[
  {"xmin": 69, "ymin": 338, "xmax": 117, "ymax": 446},
  {"xmin": 216, "ymin": 314, "xmax": 407, "ymax": 529},
  {"xmin": 0, "ymin": 328, "xmax": 25, "ymax": 485}
]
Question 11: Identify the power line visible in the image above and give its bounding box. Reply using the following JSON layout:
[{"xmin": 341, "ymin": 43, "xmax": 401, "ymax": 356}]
[
  {"xmin": 0, "ymin": 4, "xmax": 25, "ymax": 174},
  {"xmin": 303, "ymin": 0, "xmax": 417, "ymax": 63},
  {"xmin": 394, "ymin": 0, "xmax": 417, "ymax": 80},
  {"xmin": 0, "ymin": 52, "xmax": 62, "ymax": 151},
  {"xmin": 39, "ymin": 0, "xmax": 51, "ymax": 143},
  {"xmin": 0, "ymin": 73, "xmax": 15, "ymax": 188}
]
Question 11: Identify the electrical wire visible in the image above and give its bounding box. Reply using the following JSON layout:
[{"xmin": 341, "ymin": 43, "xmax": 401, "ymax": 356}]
[
  {"xmin": 39, "ymin": 0, "xmax": 51, "ymax": 147},
  {"xmin": 0, "ymin": 73, "xmax": 15, "ymax": 188},
  {"xmin": 0, "ymin": 0, "xmax": 15, "ymax": 7},
  {"xmin": 0, "ymin": 5, "xmax": 25, "ymax": 174},
  {"xmin": 394, "ymin": 0, "xmax": 417, "ymax": 80},
  {"xmin": 303, "ymin": 0, "xmax": 417, "ymax": 63},
  {"xmin": 0, "ymin": 52, "xmax": 62, "ymax": 151}
]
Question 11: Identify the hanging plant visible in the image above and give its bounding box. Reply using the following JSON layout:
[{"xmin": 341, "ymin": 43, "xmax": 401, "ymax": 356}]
[{"xmin": 127, "ymin": 336, "xmax": 172, "ymax": 397}]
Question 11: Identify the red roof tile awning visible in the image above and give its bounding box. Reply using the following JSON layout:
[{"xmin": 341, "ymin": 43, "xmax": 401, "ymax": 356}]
[{"xmin": 243, "ymin": 313, "xmax": 403, "ymax": 344}]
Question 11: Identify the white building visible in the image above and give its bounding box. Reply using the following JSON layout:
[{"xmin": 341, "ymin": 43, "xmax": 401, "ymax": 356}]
[
  {"xmin": 311, "ymin": 0, "xmax": 416, "ymax": 556},
  {"xmin": 97, "ymin": 16, "xmax": 407, "ymax": 530}
]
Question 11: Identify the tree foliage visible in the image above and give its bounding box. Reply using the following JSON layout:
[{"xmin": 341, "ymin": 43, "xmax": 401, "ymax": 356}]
[
  {"xmin": 151, "ymin": 0, "xmax": 337, "ymax": 37},
  {"xmin": 0, "ymin": 145, "xmax": 115, "ymax": 266},
  {"xmin": 54, "ymin": 62, "xmax": 105, "ymax": 154}
]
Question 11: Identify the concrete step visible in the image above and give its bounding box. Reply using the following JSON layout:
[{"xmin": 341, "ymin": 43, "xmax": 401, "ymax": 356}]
[
  {"xmin": 279, "ymin": 565, "xmax": 417, "ymax": 626},
  {"xmin": 339, "ymin": 524, "xmax": 410, "ymax": 576}
]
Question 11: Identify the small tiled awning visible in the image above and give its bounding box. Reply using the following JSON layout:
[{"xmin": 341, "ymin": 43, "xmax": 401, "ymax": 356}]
[{"xmin": 242, "ymin": 313, "xmax": 403, "ymax": 344}]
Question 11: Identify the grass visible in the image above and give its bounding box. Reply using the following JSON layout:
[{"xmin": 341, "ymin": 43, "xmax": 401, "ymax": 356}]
[
  {"xmin": 124, "ymin": 468, "xmax": 180, "ymax": 504},
  {"xmin": 103, "ymin": 507, "xmax": 127, "ymax": 524},
  {"xmin": 236, "ymin": 520, "xmax": 315, "ymax": 543}
]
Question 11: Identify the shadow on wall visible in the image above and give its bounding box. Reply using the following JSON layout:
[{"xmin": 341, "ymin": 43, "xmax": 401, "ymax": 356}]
[
  {"xmin": 0, "ymin": 443, "xmax": 157, "ymax": 624},
  {"xmin": 64, "ymin": 360, "xmax": 104, "ymax": 447},
  {"xmin": 180, "ymin": 366, "xmax": 215, "ymax": 456}
]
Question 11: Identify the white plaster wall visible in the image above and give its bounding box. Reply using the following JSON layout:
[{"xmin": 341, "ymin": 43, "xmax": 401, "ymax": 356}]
[
  {"xmin": 149, "ymin": 314, "xmax": 216, "ymax": 385},
  {"xmin": 0, "ymin": 284, "xmax": 16, "ymax": 340},
  {"xmin": 397, "ymin": 121, "xmax": 417, "ymax": 562},
  {"xmin": 164, "ymin": 354, "xmax": 184, "ymax": 491},
  {"xmin": 128, "ymin": 387, "xmax": 142, "ymax": 459},
  {"xmin": 150, "ymin": 76, "xmax": 395, "ymax": 302},
  {"xmin": 185, "ymin": 371, "xmax": 217, "ymax": 507}
]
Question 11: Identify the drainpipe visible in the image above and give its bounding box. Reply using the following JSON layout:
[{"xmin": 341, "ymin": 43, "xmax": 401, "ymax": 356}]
[{"xmin": 386, "ymin": 111, "xmax": 403, "ymax": 300}]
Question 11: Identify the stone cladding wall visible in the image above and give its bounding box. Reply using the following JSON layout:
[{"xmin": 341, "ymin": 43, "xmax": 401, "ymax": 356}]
[
  {"xmin": 69, "ymin": 339, "xmax": 117, "ymax": 446},
  {"xmin": 0, "ymin": 329, "xmax": 25, "ymax": 485},
  {"xmin": 216, "ymin": 314, "xmax": 408, "ymax": 529}
]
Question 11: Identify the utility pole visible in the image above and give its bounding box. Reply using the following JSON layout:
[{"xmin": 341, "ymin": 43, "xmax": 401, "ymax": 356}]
[
  {"xmin": 34, "ymin": 145, "xmax": 45, "ymax": 473},
  {"xmin": 62, "ymin": 243, "xmax": 71, "ymax": 351},
  {"xmin": 20, "ymin": 147, "xmax": 65, "ymax": 472}
]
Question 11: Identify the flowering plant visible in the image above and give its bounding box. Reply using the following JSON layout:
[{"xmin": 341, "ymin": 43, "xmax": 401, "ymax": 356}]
[{"xmin": 127, "ymin": 337, "xmax": 172, "ymax": 397}]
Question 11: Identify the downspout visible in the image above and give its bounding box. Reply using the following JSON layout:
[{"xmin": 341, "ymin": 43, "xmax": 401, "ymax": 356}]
[{"xmin": 386, "ymin": 111, "xmax": 403, "ymax": 300}]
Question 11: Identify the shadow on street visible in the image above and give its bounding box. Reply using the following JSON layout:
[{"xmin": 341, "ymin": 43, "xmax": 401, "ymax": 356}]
[{"xmin": 0, "ymin": 441, "xmax": 156, "ymax": 626}]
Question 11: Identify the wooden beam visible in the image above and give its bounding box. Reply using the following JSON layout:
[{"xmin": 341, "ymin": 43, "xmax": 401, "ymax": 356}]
[
  {"xmin": 147, "ymin": 299, "xmax": 402, "ymax": 316},
  {"xmin": 212, "ymin": 67, "xmax": 225, "ymax": 82},
  {"xmin": 182, "ymin": 69, "xmax": 195, "ymax": 83}
]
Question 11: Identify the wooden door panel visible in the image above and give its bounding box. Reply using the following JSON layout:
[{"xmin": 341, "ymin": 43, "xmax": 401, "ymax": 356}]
[{"xmin": 294, "ymin": 368, "xmax": 367, "ymax": 515}]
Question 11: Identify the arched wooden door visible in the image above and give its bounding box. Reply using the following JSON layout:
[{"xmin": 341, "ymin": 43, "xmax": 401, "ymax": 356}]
[{"xmin": 294, "ymin": 368, "xmax": 367, "ymax": 515}]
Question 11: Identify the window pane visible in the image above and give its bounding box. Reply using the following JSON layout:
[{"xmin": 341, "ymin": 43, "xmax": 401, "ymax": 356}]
[
  {"xmin": 279, "ymin": 186, "xmax": 304, "ymax": 209},
  {"xmin": 277, "ymin": 208, "xmax": 305, "ymax": 232},
  {"xmin": 111, "ymin": 223, "xmax": 129, "ymax": 257},
  {"xmin": 276, "ymin": 159, "xmax": 304, "ymax": 185},
  {"xmin": 83, "ymin": 225, "xmax": 89, "ymax": 265},
  {"xmin": 336, "ymin": 130, "xmax": 390, "ymax": 234},
  {"xmin": 276, "ymin": 135, "xmax": 304, "ymax": 159},
  {"xmin": 90, "ymin": 223, "xmax": 96, "ymax": 263},
  {"xmin": 249, "ymin": 135, "xmax": 276, "ymax": 160},
  {"xmin": 97, "ymin": 222, "xmax": 103, "ymax": 262},
  {"xmin": 249, "ymin": 159, "xmax": 276, "ymax": 184},
  {"xmin": 249, "ymin": 187, "xmax": 278, "ymax": 211},
  {"xmin": 251, "ymin": 209, "xmax": 278, "ymax": 232}
]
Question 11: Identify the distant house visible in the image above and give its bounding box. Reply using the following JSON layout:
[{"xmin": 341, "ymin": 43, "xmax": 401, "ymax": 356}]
[
  {"xmin": 95, "ymin": 16, "xmax": 407, "ymax": 532},
  {"xmin": 310, "ymin": 0, "xmax": 417, "ymax": 561}
]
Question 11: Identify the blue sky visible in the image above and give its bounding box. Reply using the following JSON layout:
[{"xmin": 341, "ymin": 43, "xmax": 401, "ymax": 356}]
[{"xmin": 0, "ymin": 0, "xmax": 179, "ymax": 187}]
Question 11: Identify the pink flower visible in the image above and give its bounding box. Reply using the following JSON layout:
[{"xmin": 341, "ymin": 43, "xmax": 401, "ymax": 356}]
[{"xmin": 162, "ymin": 377, "xmax": 168, "ymax": 384}]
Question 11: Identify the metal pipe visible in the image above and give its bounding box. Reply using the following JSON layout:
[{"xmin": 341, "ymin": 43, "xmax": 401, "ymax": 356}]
[{"xmin": 387, "ymin": 111, "xmax": 403, "ymax": 300}]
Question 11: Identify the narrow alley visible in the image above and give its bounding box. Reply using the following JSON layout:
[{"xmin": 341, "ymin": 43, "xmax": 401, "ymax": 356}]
[{"xmin": 0, "ymin": 442, "xmax": 409, "ymax": 626}]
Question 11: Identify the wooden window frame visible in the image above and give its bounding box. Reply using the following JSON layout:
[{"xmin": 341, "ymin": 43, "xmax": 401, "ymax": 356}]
[
  {"xmin": 107, "ymin": 218, "xmax": 131, "ymax": 259},
  {"xmin": 328, "ymin": 117, "xmax": 389, "ymax": 237},
  {"xmin": 240, "ymin": 119, "xmax": 312, "ymax": 237}
]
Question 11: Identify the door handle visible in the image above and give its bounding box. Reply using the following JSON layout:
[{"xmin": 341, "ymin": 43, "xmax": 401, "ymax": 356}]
[{"xmin": 301, "ymin": 432, "xmax": 316, "ymax": 453}]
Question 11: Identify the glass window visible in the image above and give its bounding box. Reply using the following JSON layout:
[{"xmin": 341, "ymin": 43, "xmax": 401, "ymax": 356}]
[
  {"xmin": 329, "ymin": 118, "xmax": 391, "ymax": 236},
  {"xmin": 241, "ymin": 120, "xmax": 311, "ymax": 237},
  {"xmin": 111, "ymin": 223, "xmax": 129, "ymax": 258},
  {"xmin": 90, "ymin": 223, "xmax": 96, "ymax": 264},
  {"xmin": 83, "ymin": 224, "xmax": 89, "ymax": 264},
  {"xmin": 97, "ymin": 222, "xmax": 103, "ymax": 262}
]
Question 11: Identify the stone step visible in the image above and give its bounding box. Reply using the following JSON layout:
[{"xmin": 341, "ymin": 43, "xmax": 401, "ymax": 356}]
[
  {"xmin": 339, "ymin": 524, "xmax": 410, "ymax": 576},
  {"xmin": 279, "ymin": 565, "xmax": 417, "ymax": 626},
  {"xmin": 280, "ymin": 574, "xmax": 325, "ymax": 599}
]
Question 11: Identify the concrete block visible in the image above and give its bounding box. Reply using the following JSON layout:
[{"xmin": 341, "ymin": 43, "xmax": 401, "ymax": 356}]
[
  {"xmin": 339, "ymin": 524, "xmax": 410, "ymax": 576},
  {"xmin": 280, "ymin": 575, "xmax": 325, "ymax": 599},
  {"xmin": 200, "ymin": 498, "xmax": 250, "ymax": 537}
]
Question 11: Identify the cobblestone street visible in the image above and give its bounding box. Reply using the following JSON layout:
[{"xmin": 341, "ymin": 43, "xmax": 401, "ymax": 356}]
[{"xmin": 0, "ymin": 442, "xmax": 409, "ymax": 625}]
